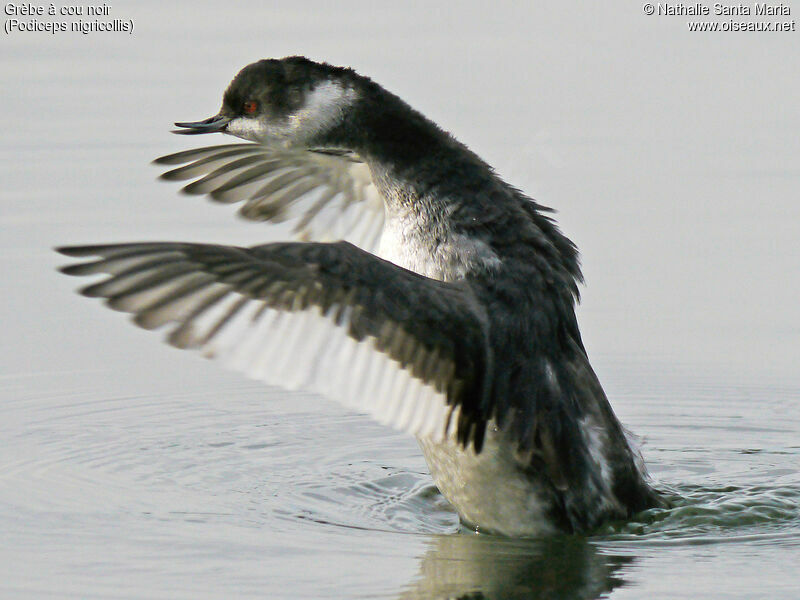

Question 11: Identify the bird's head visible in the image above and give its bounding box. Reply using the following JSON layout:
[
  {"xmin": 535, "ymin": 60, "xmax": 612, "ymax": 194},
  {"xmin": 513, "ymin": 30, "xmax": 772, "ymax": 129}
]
[{"xmin": 174, "ymin": 56, "xmax": 360, "ymax": 147}]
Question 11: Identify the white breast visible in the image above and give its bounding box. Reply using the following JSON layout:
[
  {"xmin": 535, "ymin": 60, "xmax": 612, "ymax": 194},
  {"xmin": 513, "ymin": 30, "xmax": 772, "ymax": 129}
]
[
  {"xmin": 377, "ymin": 207, "xmax": 501, "ymax": 281},
  {"xmin": 418, "ymin": 425, "xmax": 560, "ymax": 536}
]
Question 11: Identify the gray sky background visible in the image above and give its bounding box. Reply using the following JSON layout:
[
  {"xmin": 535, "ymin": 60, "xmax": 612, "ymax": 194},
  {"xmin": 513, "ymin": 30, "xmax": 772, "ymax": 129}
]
[{"xmin": 2, "ymin": 1, "xmax": 798, "ymax": 385}]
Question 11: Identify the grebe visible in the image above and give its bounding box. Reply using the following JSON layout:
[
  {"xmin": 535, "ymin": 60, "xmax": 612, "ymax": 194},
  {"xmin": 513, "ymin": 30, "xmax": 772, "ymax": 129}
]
[{"xmin": 58, "ymin": 56, "xmax": 664, "ymax": 536}]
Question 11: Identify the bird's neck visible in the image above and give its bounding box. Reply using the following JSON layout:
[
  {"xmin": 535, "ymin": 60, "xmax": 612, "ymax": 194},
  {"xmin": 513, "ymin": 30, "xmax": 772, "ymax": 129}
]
[
  {"xmin": 367, "ymin": 154, "xmax": 505, "ymax": 282},
  {"xmin": 319, "ymin": 90, "xmax": 578, "ymax": 288},
  {"xmin": 352, "ymin": 109, "xmax": 506, "ymax": 280}
]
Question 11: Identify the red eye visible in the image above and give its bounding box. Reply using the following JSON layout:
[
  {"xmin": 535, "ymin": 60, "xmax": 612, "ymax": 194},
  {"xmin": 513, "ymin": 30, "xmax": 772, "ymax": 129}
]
[{"xmin": 243, "ymin": 100, "xmax": 258, "ymax": 115}]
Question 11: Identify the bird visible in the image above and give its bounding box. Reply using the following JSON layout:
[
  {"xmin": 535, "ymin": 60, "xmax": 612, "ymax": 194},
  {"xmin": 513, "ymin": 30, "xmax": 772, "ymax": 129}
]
[{"xmin": 57, "ymin": 56, "xmax": 665, "ymax": 536}]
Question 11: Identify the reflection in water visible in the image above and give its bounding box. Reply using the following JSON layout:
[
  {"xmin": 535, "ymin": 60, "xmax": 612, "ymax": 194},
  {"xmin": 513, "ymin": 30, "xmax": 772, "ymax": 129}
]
[
  {"xmin": 395, "ymin": 477, "xmax": 800, "ymax": 600},
  {"xmin": 399, "ymin": 533, "xmax": 632, "ymax": 600}
]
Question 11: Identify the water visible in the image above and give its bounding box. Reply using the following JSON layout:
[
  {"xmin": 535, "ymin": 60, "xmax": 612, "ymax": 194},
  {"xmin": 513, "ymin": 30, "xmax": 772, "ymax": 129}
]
[{"xmin": 2, "ymin": 3, "xmax": 798, "ymax": 598}]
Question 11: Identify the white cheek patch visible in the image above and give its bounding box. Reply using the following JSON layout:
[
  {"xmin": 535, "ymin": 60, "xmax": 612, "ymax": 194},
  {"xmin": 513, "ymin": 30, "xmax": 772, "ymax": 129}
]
[
  {"xmin": 288, "ymin": 80, "xmax": 358, "ymax": 142},
  {"xmin": 225, "ymin": 81, "xmax": 358, "ymax": 145}
]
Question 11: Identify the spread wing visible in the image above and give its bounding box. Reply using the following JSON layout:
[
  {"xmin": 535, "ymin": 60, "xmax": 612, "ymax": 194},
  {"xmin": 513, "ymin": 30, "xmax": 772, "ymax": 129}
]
[
  {"xmin": 154, "ymin": 144, "xmax": 384, "ymax": 252},
  {"xmin": 57, "ymin": 241, "xmax": 491, "ymax": 446}
]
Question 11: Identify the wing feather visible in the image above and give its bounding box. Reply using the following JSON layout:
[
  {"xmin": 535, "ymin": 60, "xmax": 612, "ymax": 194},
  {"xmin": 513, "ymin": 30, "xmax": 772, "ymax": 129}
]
[
  {"xmin": 154, "ymin": 144, "xmax": 385, "ymax": 252},
  {"xmin": 58, "ymin": 241, "xmax": 490, "ymax": 446}
]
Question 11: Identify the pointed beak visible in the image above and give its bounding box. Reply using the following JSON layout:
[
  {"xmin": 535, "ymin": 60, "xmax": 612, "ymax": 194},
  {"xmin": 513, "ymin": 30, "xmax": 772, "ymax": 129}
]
[{"xmin": 171, "ymin": 114, "xmax": 231, "ymax": 135}]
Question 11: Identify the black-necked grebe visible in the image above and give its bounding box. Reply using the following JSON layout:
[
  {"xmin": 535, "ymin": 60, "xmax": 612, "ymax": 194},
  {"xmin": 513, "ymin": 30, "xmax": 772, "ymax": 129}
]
[{"xmin": 58, "ymin": 56, "xmax": 664, "ymax": 536}]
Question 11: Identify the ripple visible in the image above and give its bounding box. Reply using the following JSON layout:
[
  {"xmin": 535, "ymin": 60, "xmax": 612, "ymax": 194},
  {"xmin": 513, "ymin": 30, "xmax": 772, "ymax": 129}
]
[
  {"xmin": 275, "ymin": 466, "xmax": 459, "ymax": 535},
  {"xmin": 2, "ymin": 367, "xmax": 799, "ymax": 587},
  {"xmin": 596, "ymin": 482, "xmax": 800, "ymax": 546}
]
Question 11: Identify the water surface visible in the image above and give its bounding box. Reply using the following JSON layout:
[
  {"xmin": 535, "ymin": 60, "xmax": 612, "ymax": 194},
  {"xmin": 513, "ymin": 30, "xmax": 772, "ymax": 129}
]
[{"xmin": 1, "ymin": 3, "xmax": 798, "ymax": 598}]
